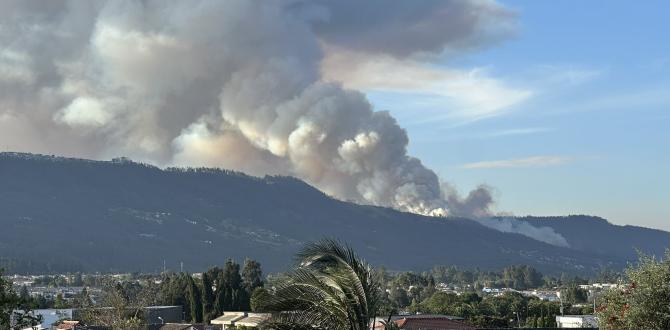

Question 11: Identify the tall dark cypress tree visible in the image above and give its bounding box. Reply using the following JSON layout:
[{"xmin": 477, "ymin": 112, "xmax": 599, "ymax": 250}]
[
  {"xmin": 187, "ymin": 276, "xmax": 203, "ymax": 323},
  {"xmin": 240, "ymin": 259, "xmax": 262, "ymax": 311},
  {"xmin": 205, "ymin": 267, "xmax": 224, "ymax": 317},
  {"xmin": 221, "ymin": 259, "xmax": 242, "ymax": 311},
  {"xmin": 214, "ymin": 272, "xmax": 227, "ymax": 315},
  {"xmin": 168, "ymin": 273, "xmax": 191, "ymax": 321},
  {"xmin": 201, "ymin": 272, "xmax": 215, "ymax": 322}
]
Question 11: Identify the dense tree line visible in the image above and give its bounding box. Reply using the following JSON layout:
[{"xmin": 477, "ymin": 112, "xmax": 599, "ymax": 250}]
[
  {"xmin": 0, "ymin": 258, "xmax": 83, "ymax": 275},
  {"xmin": 372, "ymin": 264, "xmax": 598, "ymax": 328},
  {"xmin": 408, "ymin": 291, "xmax": 561, "ymax": 328},
  {"xmin": 429, "ymin": 265, "xmax": 592, "ymax": 290},
  {"xmin": 158, "ymin": 258, "xmax": 264, "ymax": 323},
  {"xmin": 31, "ymin": 273, "xmax": 84, "ymax": 287}
]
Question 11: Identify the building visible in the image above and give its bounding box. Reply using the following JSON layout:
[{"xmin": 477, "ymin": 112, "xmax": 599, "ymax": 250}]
[
  {"xmin": 375, "ymin": 315, "xmax": 474, "ymax": 330},
  {"xmin": 210, "ymin": 312, "xmax": 270, "ymax": 329},
  {"xmin": 555, "ymin": 315, "xmax": 599, "ymax": 328},
  {"xmin": 210, "ymin": 312, "xmax": 246, "ymax": 329},
  {"xmin": 56, "ymin": 320, "xmax": 81, "ymax": 330},
  {"xmin": 158, "ymin": 323, "xmax": 208, "ymax": 330},
  {"xmin": 144, "ymin": 306, "xmax": 184, "ymax": 326},
  {"xmin": 231, "ymin": 313, "xmax": 271, "ymax": 328},
  {"xmin": 520, "ymin": 290, "xmax": 560, "ymax": 302}
]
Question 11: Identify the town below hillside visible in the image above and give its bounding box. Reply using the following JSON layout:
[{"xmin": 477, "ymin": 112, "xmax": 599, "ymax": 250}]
[{"xmin": 3, "ymin": 258, "xmax": 617, "ymax": 329}]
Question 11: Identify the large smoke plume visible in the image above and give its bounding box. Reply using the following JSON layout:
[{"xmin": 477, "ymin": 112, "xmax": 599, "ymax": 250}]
[{"xmin": 0, "ymin": 0, "xmax": 569, "ymax": 246}]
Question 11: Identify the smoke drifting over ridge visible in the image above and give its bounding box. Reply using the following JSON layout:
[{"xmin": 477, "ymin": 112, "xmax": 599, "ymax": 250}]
[
  {"xmin": 0, "ymin": 0, "xmax": 569, "ymax": 246},
  {"xmin": 0, "ymin": 0, "xmax": 508, "ymax": 215}
]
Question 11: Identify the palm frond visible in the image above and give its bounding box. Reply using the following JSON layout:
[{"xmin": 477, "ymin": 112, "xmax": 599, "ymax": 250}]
[{"xmin": 262, "ymin": 239, "xmax": 381, "ymax": 330}]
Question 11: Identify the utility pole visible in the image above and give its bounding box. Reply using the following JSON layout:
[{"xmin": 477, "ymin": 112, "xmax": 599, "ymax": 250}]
[
  {"xmin": 163, "ymin": 260, "xmax": 166, "ymax": 273},
  {"xmin": 180, "ymin": 261, "xmax": 184, "ymax": 273}
]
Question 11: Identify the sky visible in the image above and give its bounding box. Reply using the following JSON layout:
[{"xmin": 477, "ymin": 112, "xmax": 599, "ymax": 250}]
[
  {"xmin": 365, "ymin": 1, "xmax": 670, "ymax": 230},
  {"xmin": 0, "ymin": 1, "xmax": 667, "ymax": 233}
]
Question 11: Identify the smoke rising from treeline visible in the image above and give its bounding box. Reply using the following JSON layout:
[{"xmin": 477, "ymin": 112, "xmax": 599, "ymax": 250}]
[{"xmin": 0, "ymin": 0, "xmax": 569, "ymax": 246}]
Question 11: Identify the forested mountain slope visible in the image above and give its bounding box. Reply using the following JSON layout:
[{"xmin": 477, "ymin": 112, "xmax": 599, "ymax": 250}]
[{"xmin": 1, "ymin": 152, "xmax": 667, "ymax": 274}]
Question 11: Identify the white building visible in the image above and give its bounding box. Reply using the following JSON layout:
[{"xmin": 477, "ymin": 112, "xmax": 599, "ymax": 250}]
[
  {"xmin": 556, "ymin": 315, "xmax": 599, "ymax": 328},
  {"xmin": 211, "ymin": 312, "xmax": 270, "ymax": 329},
  {"xmin": 211, "ymin": 312, "xmax": 246, "ymax": 329}
]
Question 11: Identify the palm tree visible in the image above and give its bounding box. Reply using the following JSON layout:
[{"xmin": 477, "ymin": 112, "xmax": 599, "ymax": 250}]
[{"xmin": 260, "ymin": 239, "xmax": 381, "ymax": 330}]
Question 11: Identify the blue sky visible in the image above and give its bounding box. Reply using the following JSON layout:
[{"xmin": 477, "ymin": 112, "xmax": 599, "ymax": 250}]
[{"xmin": 365, "ymin": 1, "xmax": 670, "ymax": 230}]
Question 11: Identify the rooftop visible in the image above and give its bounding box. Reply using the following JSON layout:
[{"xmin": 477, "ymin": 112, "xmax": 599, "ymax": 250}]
[{"xmin": 210, "ymin": 312, "xmax": 246, "ymax": 325}]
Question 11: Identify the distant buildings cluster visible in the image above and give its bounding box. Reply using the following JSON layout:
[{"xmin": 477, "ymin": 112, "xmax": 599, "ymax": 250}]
[{"xmin": 7, "ymin": 274, "xmax": 612, "ymax": 329}]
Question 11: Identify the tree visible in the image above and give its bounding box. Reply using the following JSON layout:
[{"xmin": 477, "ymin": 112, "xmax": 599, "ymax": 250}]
[
  {"xmin": 389, "ymin": 287, "xmax": 409, "ymax": 308},
  {"xmin": 18, "ymin": 286, "xmax": 29, "ymax": 302},
  {"xmin": 72, "ymin": 272, "xmax": 84, "ymax": 287},
  {"xmin": 201, "ymin": 272, "xmax": 215, "ymax": 322},
  {"xmin": 79, "ymin": 280, "xmax": 158, "ymax": 329},
  {"xmin": 597, "ymin": 250, "xmax": 670, "ymax": 330},
  {"xmin": 215, "ymin": 259, "xmax": 244, "ymax": 313},
  {"xmin": 240, "ymin": 259, "xmax": 263, "ymax": 311},
  {"xmin": 54, "ymin": 293, "xmax": 68, "ymax": 309},
  {"xmin": 260, "ymin": 239, "xmax": 381, "ymax": 330},
  {"xmin": 502, "ymin": 265, "xmax": 543, "ymax": 290},
  {"xmin": 422, "ymin": 292, "xmax": 459, "ymax": 315},
  {"xmin": 188, "ymin": 276, "xmax": 203, "ymax": 323},
  {"xmin": 525, "ymin": 315, "xmax": 539, "ymax": 328},
  {"xmin": 73, "ymin": 288, "xmax": 93, "ymax": 308},
  {"xmin": 421, "ymin": 275, "xmax": 436, "ymax": 299},
  {"xmin": 542, "ymin": 315, "xmax": 555, "ymax": 328},
  {"xmin": 407, "ymin": 298, "xmax": 421, "ymax": 314},
  {"xmin": 242, "ymin": 259, "xmax": 264, "ymax": 293},
  {"xmin": 159, "ymin": 273, "xmax": 191, "ymax": 319},
  {"xmin": 376, "ymin": 290, "xmax": 397, "ymax": 318},
  {"xmin": 250, "ymin": 287, "xmax": 271, "ymax": 312},
  {"xmin": 596, "ymin": 267, "xmax": 621, "ymax": 283},
  {"xmin": 1, "ymin": 269, "xmax": 41, "ymax": 329},
  {"xmin": 561, "ymin": 285, "xmax": 588, "ymax": 304}
]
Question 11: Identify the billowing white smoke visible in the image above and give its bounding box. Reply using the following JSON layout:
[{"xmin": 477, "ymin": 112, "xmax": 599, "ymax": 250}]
[{"xmin": 0, "ymin": 0, "xmax": 569, "ymax": 246}]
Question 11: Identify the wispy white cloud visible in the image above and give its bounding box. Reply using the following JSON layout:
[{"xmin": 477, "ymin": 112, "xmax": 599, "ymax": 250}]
[
  {"xmin": 461, "ymin": 155, "xmax": 574, "ymax": 169},
  {"xmin": 321, "ymin": 51, "xmax": 532, "ymax": 123},
  {"xmin": 482, "ymin": 127, "xmax": 554, "ymax": 138},
  {"xmin": 413, "ymin": 127, "xmax": 554, "ymax": 143}
]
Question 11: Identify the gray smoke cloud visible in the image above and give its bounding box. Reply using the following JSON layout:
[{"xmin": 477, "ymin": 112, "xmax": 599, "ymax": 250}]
[
  {"xmin": 443, "ymin": 184, "xmax": 570, "ymax": 247},
  {"xmin": 0, "ymin": 0, "xmax": 569, "ymax": 246},
  {"xmin": 475, "ymin": 217, "xmax": 570, "ymax": 248}
]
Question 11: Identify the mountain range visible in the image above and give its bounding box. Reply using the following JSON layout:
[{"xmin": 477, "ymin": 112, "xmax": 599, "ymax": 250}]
[{"xmin": 1, "ymin": 152, "xmax": 668, "ymax": 275}]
